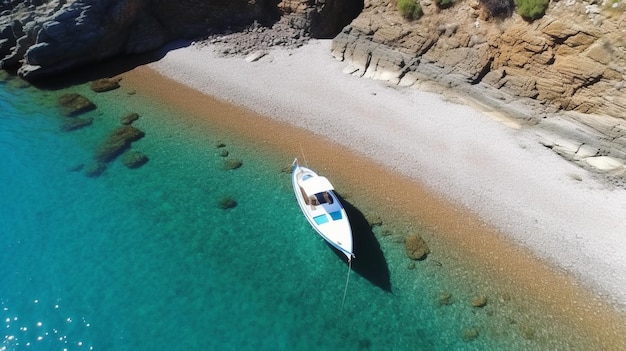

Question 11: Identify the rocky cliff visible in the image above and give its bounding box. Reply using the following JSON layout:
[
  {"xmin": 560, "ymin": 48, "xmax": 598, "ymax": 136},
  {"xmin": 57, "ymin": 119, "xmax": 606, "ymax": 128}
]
[
  {"xmin": 332, "ymin": 0, "xmax": 625, "ymax": 118},
  {"xmin": 331, "ymin": 0, "xmax": 626, "ymax": 180},
  {"xmin": 0, "ymin": 0, "xmax": 362, "ymax": 79}
]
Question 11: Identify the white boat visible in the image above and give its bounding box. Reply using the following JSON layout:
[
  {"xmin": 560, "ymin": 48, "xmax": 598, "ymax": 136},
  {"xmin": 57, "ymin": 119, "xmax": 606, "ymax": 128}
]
[{"xmin": 292, "ymin": 158, "xmax": 354, "ymax": 261}]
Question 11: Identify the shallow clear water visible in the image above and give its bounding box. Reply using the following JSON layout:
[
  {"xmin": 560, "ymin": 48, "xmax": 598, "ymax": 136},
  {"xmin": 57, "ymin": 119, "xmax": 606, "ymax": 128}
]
[{"xmin": 0, "ymin": 73, "xmax": 606, "ymax": 351}]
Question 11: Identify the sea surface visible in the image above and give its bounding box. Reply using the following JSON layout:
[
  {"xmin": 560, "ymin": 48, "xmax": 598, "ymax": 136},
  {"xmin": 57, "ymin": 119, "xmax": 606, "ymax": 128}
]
[{"xmin": 0, "ymin": 71, "xmax": 613, "ymax": 351}]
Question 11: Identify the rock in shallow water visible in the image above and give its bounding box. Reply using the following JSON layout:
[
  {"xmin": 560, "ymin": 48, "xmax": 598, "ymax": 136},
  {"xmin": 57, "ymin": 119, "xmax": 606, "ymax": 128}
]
[
  {"xmin": 61, "ymin": 117, "xmax": 93, "ymax": 131},
  {"xmin": 94, "ymin": 126, "xmax": 145, "ymax": 162},
  {"xmin": 122, "ymin": 150, "xmax": 149, "ymax": 169},
  {"xmin": 57, "ymin": 93, "xmax": 96, "ymax": 117},
  {"xmin": 223, "ymin": 158, "xmax": 243, "ymax": 170},
  {"xmin": 84, "ymin": 162, "xmax": 106, "ymax": 178},
  {"xmin": 405, "ymin": 234, "xmax": 430, "ymax": 260},
  {"xmin": 90, "ymin": 77, "xmax": 121, "ymax": 92},
  {"xmin": 217, "ymin": 196, "xmax": 237, "ymax": 209},
  {"xmin": 120, "ymin": 112, "xmax": 140, "ymax": 125}
]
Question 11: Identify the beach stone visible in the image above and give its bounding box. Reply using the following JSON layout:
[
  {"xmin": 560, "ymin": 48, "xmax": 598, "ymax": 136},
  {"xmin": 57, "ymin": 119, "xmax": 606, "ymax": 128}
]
[
  {"xmin": 121, "ymin": 151, "xmax": 149, "ymax": 169},
  {"xmin": 94, "ymin": 126, "xmax": 145, "ymax": 162},
  {"xmin": 61, "ymin": 117, "xmax": 93, "ymax": 131},
  {"xmin": 471, "ymin": 295, "xmax": 488, "ymax": 307},
  {"xmin": 84, "ymin": 162, "xmax": 106, "ymax": 178},
  {"xmin": 223, "ymin": 158, "xmax": 243, "ymax": 170},
  {"xmin": 520, "ymin": 325, "xmax": 536, "ymax": 340},
  {"xmin": 438, "ymin": 292, "xmax": 453, "ymax": 306},
  {"xmin": 462, "ymin": 327, "xmax": 479, "ymax": 342},
  {"xmin": 58, "ymin": 93, "xmax": 96, "ymax": 117},
  {"xmin": 245, "ymin": 50, "xmax": 267, "ymax": 62},
  {"xmin": 405, "ymin": 234, "xmax": 430, "ymax": 260},
  {"xmin": 90, "ymin": 77, "xmax": 121, "ymax": 92},
  {"xmin": 120, "ymin": 112, "xmax": 140, "ymax": 125},
  {"xmin": 217, "ymin": 196, "xmax": 237, "ymax": 209}
]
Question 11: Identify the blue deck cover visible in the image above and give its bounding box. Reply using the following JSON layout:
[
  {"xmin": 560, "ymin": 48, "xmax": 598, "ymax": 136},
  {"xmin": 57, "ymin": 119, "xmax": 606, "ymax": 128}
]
[
  {"xmin": 313, "ymin": 214, "xmax": 328, "ymax": 225},
  {"xmin": 329, "ymin": 211, "xmax": 342, "ymax": 221}
]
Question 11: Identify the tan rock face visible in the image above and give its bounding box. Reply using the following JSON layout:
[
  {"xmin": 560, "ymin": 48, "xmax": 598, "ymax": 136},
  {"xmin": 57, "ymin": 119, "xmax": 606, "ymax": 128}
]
[{"xmin": 332, "ymin": 0, "xmax": 626, "ymax": 120}]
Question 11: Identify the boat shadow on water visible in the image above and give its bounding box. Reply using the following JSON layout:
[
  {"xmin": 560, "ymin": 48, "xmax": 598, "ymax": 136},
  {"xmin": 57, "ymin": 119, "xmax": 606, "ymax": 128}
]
[{"xmin": 332, "ymin": 192, "xmax": 392, "ymax": 293}]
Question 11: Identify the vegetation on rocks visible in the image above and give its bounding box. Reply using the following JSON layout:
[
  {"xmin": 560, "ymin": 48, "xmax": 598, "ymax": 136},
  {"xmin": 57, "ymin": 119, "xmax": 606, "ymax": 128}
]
[
  {"xmin": 515, "ymin": 0, "xmax": 550, "ymax": 20},
  {"xmin": 397, "ymin": 0, "xmax": 423, "ymax": 20}
]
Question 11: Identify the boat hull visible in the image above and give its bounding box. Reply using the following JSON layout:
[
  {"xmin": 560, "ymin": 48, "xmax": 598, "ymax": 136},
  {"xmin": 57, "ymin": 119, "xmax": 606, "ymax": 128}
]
[{"xmin": 292, "ymin": 161, "xmax": 354, "ymax": 260}]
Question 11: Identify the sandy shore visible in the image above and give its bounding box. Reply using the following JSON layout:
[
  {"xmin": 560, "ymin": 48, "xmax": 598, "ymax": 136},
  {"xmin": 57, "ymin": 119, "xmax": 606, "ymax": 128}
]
[{"xmin": 121, "ymin": 39, "xmax": 626, "ymax": 336}]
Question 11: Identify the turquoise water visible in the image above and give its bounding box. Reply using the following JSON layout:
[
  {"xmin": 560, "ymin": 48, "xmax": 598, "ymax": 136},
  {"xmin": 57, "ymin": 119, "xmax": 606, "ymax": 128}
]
[{"xmin": 0, "ymin": 72, "xmax": 608, "ymax": 350}]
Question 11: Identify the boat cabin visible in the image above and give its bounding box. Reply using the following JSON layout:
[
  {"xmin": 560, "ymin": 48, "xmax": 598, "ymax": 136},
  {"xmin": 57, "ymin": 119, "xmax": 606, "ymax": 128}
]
[{"xmin": 297, "ymin": 174, "xmax": 335, "ymax": 206}]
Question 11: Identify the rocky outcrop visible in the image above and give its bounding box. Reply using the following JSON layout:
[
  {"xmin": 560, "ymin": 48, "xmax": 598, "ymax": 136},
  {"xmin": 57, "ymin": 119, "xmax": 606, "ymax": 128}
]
[
  {"xmin": 58, "ymin": 93, "xmax": 96, "ymax": 116},
  {"xmin": 332, "ymin": 0, "xmax": 625, "ymax": 119},
  {"xmin": 121, "ymin": 150, "xmax": 148, "ymax": 168},
  {"xmin": 0, "ymin": 0, "xmax": 363, "ymax": 79},
  {"xmin": 94, "ymin": 125, "xmax": 145, "ymax": 162},
  {"xmin": 332, "ymin": 0, "xmax": 626, "ymax": 180}
]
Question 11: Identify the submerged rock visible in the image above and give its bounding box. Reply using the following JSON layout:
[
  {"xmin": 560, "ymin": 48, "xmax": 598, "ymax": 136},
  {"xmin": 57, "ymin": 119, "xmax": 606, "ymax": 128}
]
[
  {"xmin": 462, "ymin": 327, "xmax": 479, "ymax": 342},
  {"xmin": 223, "ymin": 158, "xmax": 242, "ymax": 170},
  {"xmin": 61, "ymin": 117, "xmax": 93, "ymax": 131},
  {"xmin": 94, "ymin": 126, "xmax": 145, "ymax": 162},
  {"xmin": 120, "ymin": 112, "xmax": 140, "ymax": 125},
  {"xmin": 90, "ymin": 77, "xmax": 121, "ymax": 92},
  {"xmin": 58, "ymin": 93, "xmax": 96, "ymax": 117},
  {"xmin": 217, "ymin": 196, "xmax": 237, "ymax": 209},
  {"xmin": 471, "ymin": 295, "xmax": 488, "ymax": 308},
  {"xmin": 405, "ymin": 234, "xmax": 430, "ymax": 260},
  {"xmin": 84, "ymin": 162, "xmax": 106, "ymax": 178},
  {"xmin": 438, "ymin": 292, "xmax": 453, "ymax": 306},
  {"xmin": 122, "ymin": 150, "xmax": 149, "ymax": 169}
]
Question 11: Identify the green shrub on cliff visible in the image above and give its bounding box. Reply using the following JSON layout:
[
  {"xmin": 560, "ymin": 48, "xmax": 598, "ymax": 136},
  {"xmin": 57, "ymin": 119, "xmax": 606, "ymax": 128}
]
[
  {"xmin": 397, "ymin": 0, "xmax": 423, "ymax": 20},
  {"xmin": 515, "ymin": 0, "xmax": 549, "ymax": 20}
]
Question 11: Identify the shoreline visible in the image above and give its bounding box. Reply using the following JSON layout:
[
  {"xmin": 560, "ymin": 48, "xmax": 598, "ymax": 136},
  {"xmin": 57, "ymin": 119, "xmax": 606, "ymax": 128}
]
[{"xmin": 120, "ymin": 39, "xmax": 626, "ymax": 342}]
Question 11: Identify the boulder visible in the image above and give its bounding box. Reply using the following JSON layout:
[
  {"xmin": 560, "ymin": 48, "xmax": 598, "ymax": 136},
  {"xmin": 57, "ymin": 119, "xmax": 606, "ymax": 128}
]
[
  {"xmin": 84, "ymin": 162, "xmax": 106, "ymax": 178},
  {"xmin": 223, "ymin": 158, "xmax": 243, "ymax": 170},
  {"xmin": 462, "ymin": 327, "xmax": 479, "ymax": 342},
  {"xmin": 121, "ymin": 150, "xmax": 149, "ymax": 169},
  {"xmin": 90, "ymin": 77, "xmax": 121, "ymax": 92},
  {"xmin": 405, "ymin": 234, "xmax": 430, "ymax": 260},
  {"xmin": 94, "ymin": 126, "xmax": 145, "ymax": 162},
  {"xmin": 57, "ymin": 93, "xmax": 96, "ymax": 117},
  {"xmin": 120, "ymin": 112, "xmax": 140, "ymax": 125},
  {"xmin": 438, "ymin": 292, "xmax": 453, "ymax": 306},
  {"xmin": 61, "ymin": 117, "xmax": 93, "ymax": 131},
  {"xmin": 217, "ymin": 196, "xmax": 237, "ymax": 209},
  {"xmin": 471, "ymin": 295, "xmax": 488, "ymax": 307}
]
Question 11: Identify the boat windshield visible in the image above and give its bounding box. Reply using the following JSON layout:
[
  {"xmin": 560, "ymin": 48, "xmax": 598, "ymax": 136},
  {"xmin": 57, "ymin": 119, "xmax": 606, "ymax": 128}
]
[{"xmin": 300, "ymin": 176, "xmax": 334, "ymax": 197}]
